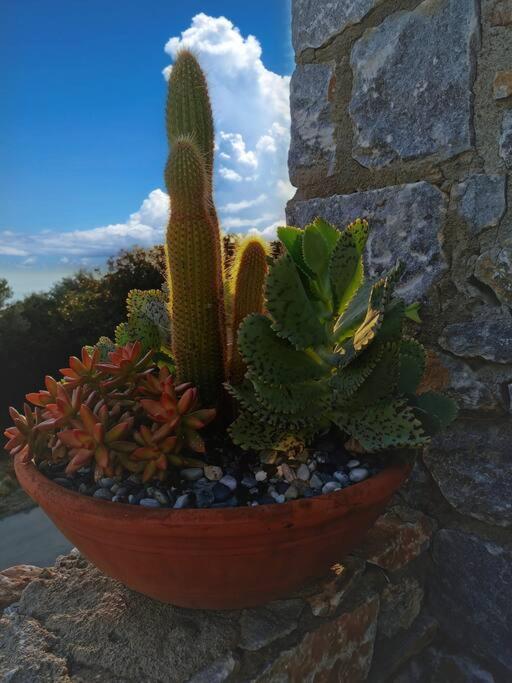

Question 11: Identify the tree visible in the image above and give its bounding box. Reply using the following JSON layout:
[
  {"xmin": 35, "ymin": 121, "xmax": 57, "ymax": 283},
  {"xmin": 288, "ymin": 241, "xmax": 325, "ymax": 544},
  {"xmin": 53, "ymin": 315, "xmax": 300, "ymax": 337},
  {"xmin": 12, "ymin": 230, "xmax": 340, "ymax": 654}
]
[{"xmin": 0, "ymin": 278, "xmax": 12, "ymax": 309}]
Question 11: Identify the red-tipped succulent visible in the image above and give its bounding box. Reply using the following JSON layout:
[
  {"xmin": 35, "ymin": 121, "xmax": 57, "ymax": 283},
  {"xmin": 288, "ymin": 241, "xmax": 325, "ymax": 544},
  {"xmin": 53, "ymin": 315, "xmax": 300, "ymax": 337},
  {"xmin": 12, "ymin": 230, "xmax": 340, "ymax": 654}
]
[{"xmin": 4, "ymin": 343, "xmax": 216, "ymax": 487}]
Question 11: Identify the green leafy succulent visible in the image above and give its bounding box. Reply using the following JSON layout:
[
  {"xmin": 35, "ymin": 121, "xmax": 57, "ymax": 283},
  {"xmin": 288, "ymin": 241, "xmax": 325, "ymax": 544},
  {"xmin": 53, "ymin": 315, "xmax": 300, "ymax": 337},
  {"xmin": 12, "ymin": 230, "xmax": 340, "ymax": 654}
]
[{"xmin": 227, "ymin": 218, "xmax": 457, "ymax": 453}]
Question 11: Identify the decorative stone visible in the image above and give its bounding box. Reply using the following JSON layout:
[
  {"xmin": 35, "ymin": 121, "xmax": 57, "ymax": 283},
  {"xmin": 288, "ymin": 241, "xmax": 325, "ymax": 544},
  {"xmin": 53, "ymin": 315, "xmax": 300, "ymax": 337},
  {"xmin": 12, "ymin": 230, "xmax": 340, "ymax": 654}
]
[
  {"xmin": 188, "ymin": 654, "xmax": 239, "ymax": 683},
  {"xmin": 0, "ymin": 565, "xmax": 47, "ymax": 610},
  {"xmin": 499, "ymin": 109, "xmax": 512, "ymax": 169},
  {"xmin": 322, "ymin": 481, "xmax": 342, "ymax": 494},
  {"xmin": 152, "ymin": 489, "xmax": 170, "ymax": 506},
  {"xmin": 258, "ymin": 593, "xmax": 379, "ymax": 682},
  {"xmin": 435, "ymin": 352, "xmax": 499, "ymax": 412},
  {"xmin": 353, "ymin": 505, "xmax": 433, "ymax": 571},
  {"xmin": 299, "ymin": 557, "xmax": 365, "ymax": 617},
  {"xmin": 254, "ymin": 470, "xmax": 267, "ymax": 482},
  {"xmin": 239, "ymin": 599, "xmax": 303, "ymax": 651},
  {"xmin": 490, "ymin": 0, "xmax": 512, "ymax": 25},
  {"xmin": 287, "ymin": 182, "xmax": 447, "ymax": 302},
  {"xmin": 288, "ymin": 62, "xmax": 336, "ymax": 187},
  {"xmin": 349, "ymin": 0, "xmax": 479, "ymax": 168},
  {"xmin": 349, "ymin": 468, "xmax": 368, "ymax": 483},
  {"xmin": 291, "ymin": 0, "xmax": 385, "ymax": 54},
  {"xmin": 430, "ymin": 529, "xmax": 512, "ymax": 670},
  {"xmin": 334, "ymin": 471, "xmax": 350, "ymax": 485},
  {"xmin": 284, "ymin": 485, "xmax": 299, "ymax": 500},
  {"xmin": 309, "ymin": 473, "xmax": 324, "ymax": 490},
  {"xmin": 278, "ymin": 463, "xmax": 296, "ymax": 483},
  {"xmin": 377, "ymin": 577, "xmax": 423, "ymax": 639},
  {"xmin": 0, "ymin": 554, "xmax": 239, "ymax": 682},
  {"xmin": 475, "ymin": 246, "xmax": 512, "ymax": 306},
  {"xmin": 212, "ymin": 483, "xmax": 232, "ymax": 503},
  {"xmin": 173, "ymin": 493, "xmax": 193, "ymax": 509},
  {"xmin": 219, "ymin": 475, "xmax": 237, "ymax": 492},
  {"xmin": 180, "ymin": 468, "xmax": 204, "ymax": 481},
  {"xmin": 439, "ymin": 310, "xmax": 512, "ymax": 363},
  {"xmin": 425, "ymin": 420, "xmax": 512, "ymax": 526},
  {"xmin": 296, "ymin": 464, "xmax": 310, "ymax": 481},
  {"xmin": 139, "ymin": 498, "xmax": 160, "ymax": 509},
  {"xmin": 204, "ymin": 465, "xmax": 223, "ymax": 481},
  {"xmin": 93, "ymin": 488, "xmax": 113, "ymax": 501},
  {"xmin": 493, "ymin": 70, "xmax": 512, "ymax": 99},
  {"xmin": 451, "ymin": 174, "xmax": 506, "ymax": 234}
]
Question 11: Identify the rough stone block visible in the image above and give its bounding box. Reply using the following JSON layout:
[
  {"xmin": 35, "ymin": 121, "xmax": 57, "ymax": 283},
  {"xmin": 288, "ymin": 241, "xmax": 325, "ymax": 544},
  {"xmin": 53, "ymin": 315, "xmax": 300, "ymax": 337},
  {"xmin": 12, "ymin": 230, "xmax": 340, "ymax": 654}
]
[
  {"xmin": 489, "ymin": 0, "xmax": 512, "ymax": 25},
  {"xmin": 0, "ymin": 565, "xmax": 47, "ymax": 610},
  {"xmin": 475, "ymin": 245, "xmax": 512, "ymax": 306},
  {"xmin": 239, "ymin": 599, "xmax": 304, "ymax": 651},
  {"xmin": 425, "ymin": 420, "xmax": 512, "ymax": 527},
  {"xmin": 436, "ymin": 351, "xmax": 500, "ymax": 412},
  {"xmin": 392, "ymin": 645, "xmax": 498, "ymax": 683},
  {"xmin": 353, "ymin": 505, "xmax": 433, "ymax": 571},
  {"xmin": 451, "ymin": 174, "xmax": 506, "ymax": 235},
  {"xmin": 297, "ymin": 556, "xmax": 365, "ymax": 617},
  {"xmin": 439, "ymin": 309, "xmax": 512, "ymax": 363},
  {"xmin": 499, "ymin": 109, "xmax": 512, "ymax": 168},
  {"xmin": 257, "ymin": 593, "xmax": 379, "ymax": 682},
  {"xmin": 287, "ymin": 181, "xmax": 447, "ymax": 301},
  {"xmin": 291, "ymin": 0, "xmax": 385, "ymax": 55},
  {"xmin": 430, "ymin": 529, "xmax": 512, "ymax": 671},
  {"xmin": 377, "ymin": 577, "xmax": 424, "ymax": 639},
  {"xmin": 349, "ymin": 0, "xmax": 479, "ymax": 168},
  {"xmin": 288, "ymin": 62, "xmax": 336, "ymax": 187},
  {"xmin": 493, "ymin": 70, "xmax": 512, "ymax": 99}
]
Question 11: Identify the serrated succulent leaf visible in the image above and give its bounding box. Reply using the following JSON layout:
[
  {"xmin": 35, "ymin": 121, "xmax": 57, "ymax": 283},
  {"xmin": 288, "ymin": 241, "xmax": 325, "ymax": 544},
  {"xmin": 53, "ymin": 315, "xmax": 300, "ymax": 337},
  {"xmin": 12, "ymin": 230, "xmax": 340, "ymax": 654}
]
[
  {"xmin": 413, "ymin": 391, "xmax": 458, "ymax": 432},
  {"xmin": 238, "ymin": 314, "xmax": 326, "ymax": 384},
  {"xmin": 312, "ymin": 218, "xmax": 340, "ymax": 253},
  {"xmin": 353, "ymin": 279, "xmax": 389, "ymax": 352},
  {"xmin": 253, "ymin": 378, "xmax": 330, "ymax": 415},
  {"xmin": 399, "ymin": 339, "xmax": 426, "ymax": 394},
  {"xmin": 229, "ymin": 411, "xmax": 286, "ymax": 450},
  {"xmin": 302, "ymin": 223, "xmax": 330, "ymax": 277},
  {"xmin": 350, "ymin": 341, "xmax": 400, "ymax": 406},
  {"xmin": 265, "ymin": 256, "xmax": 327, "ymax": 348},
  {"xmin": 114, "ymin": 322, "xmax": 132, "ymax": 346},
  {"xmin": 334, "ymin": 399, "xmax": 429, "ymax": 452},
  {"xmin": 331, "ymin": 343, "xmax": 383, "ymax": 398},
  {"xmin": 329, "ymin": 219, "xmax": 368, "ymax": 314},
  {"xmin": 277, "ymin": 226, "xmax": 314, "ymax": 277}
]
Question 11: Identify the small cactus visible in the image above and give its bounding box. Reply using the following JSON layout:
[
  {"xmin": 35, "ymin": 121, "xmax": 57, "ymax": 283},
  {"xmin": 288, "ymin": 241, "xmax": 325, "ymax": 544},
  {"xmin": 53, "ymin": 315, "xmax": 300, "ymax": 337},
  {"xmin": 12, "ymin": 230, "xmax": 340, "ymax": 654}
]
[
  {"xmin": 164, "ymin": 138, "xmax": 226, "ymax": 404},
  {"xmin": 228, "ymin": 236, "xmax": 269, "ymax": 385}
]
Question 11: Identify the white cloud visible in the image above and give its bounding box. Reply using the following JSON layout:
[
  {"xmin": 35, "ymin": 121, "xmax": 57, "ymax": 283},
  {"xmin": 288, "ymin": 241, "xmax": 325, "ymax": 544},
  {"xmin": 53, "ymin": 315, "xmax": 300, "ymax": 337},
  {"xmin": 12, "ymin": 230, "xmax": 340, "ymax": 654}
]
[{"xmin": 1, "ymin": 14, "xmax": 293, "ymax": 264}]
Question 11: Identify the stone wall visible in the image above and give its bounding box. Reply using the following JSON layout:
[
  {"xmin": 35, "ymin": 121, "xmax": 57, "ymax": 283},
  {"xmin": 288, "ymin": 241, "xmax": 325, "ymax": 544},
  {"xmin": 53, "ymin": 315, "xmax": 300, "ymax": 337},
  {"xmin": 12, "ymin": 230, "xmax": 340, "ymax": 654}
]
[{"xmin": 288, "ymin": 0, "xmax": 512, "ymax": 679}]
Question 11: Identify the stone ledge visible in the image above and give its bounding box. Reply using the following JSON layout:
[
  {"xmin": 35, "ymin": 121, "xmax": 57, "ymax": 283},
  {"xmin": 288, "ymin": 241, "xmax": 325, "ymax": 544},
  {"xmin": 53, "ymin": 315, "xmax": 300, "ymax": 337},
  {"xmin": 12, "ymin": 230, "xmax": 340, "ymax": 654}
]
[{"xmin": 0, "ymin": 504, "xmax": 434, "ymax": 682}]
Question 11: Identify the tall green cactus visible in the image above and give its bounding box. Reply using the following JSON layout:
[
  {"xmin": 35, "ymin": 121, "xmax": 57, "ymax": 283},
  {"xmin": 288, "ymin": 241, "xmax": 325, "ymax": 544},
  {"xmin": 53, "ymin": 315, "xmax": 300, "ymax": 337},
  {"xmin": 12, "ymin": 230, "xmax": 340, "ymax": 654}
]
[
  {"xmin": 228, "ymin": 236, "xmax": 269, "ymax": 385},
  {"xmin": 164, "ymin": 138, "xmax": 225, "ymax": 404}
]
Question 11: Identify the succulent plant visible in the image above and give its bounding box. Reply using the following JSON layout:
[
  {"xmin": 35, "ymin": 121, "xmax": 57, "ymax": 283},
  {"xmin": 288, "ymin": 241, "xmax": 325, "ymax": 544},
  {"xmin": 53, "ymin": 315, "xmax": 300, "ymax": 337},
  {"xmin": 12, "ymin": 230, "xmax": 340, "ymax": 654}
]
[
  {"xmin": 4, "ymin": 343, "xmax": 215, "ymax": 482},
  {"xmin": 227, "ymin": 218, "xmax": 457, "ymax": 452}
]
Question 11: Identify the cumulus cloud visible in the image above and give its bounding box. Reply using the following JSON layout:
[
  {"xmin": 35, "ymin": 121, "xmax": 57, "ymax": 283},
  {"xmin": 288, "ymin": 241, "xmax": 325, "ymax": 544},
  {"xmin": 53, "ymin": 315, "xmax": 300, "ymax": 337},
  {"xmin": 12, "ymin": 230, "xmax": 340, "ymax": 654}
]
[{"xmin": 1, "ymin": 14, "xmax": 293, "ymax": 263}]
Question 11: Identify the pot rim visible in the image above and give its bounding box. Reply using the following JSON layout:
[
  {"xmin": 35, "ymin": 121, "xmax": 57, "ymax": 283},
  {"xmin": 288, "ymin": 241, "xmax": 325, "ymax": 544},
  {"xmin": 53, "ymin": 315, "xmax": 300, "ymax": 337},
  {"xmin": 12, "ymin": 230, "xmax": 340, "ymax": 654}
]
[{"xmin": 14, "ymin": 451, "xmax": 412, "ymax": 526}]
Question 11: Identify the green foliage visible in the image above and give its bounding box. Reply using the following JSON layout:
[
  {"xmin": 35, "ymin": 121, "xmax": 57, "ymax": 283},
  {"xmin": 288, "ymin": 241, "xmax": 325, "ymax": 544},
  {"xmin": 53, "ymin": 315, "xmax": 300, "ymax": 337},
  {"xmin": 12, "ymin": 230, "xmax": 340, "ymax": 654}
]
[
  {"xmin": 0, "ymin": 279, "xmax": 12, "ymax": 310},
  {"xmin": 228, "ymin": 218, "xmax": 457, "ymax": 452}
]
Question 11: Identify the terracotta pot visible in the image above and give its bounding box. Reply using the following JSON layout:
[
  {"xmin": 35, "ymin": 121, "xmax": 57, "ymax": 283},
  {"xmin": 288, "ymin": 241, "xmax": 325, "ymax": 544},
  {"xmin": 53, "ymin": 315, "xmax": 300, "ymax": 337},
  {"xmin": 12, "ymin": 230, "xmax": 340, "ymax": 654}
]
[{"xmin": 14, "ymin": 453, "xmax": 410, "ymax": 609}]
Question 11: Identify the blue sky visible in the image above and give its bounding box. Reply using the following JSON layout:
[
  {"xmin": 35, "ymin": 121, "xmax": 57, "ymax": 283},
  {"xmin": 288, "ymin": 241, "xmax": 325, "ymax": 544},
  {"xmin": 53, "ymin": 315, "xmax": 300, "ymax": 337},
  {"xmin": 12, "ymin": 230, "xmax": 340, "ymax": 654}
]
[{"xmin": 0, "ymin": 1, "xmax": 293, "ymax": 299}]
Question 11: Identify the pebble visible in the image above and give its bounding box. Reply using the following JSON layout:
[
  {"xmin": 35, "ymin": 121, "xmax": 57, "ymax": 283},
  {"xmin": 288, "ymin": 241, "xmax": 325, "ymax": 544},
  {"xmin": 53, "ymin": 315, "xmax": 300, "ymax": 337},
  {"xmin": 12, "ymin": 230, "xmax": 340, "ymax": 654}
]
[
  {"xmin": 219, "ymin": 475, "xmax": 238, "ymax": 492},
  {"xmin": 93, "ymin": 488, "xmax": 113, "ymax": 501},
  {"xmin": 204, "ymin": 465, "xmax": 223, "ymax": 481},
  {"xmin": 212, "ymin": 496, "xmax": 238, "ymax": 508},
  {"xmin": 270, "ymin": 491, "xmax": 285, "ymax": 504},
  {"xmin": 275, "ymin": 481, "xmax": 289, "ymax": 494},
  {"xmin": 349, "ymin": 468, "xmax": 369, "ymax": 483},
  {"xmin": 181, "ymin": 468, "xmax": 204, "ymax": 481},
  {"xmin": 111, "ymin": 495, "xmax": 127, "ymax": 503},
  {"xmin": 347, "ymin": 459, "xmax": 360, "ymax": 469},
  {"xmin": 54, "ymin": 478, "xmax": 74, "ymax": 489},
  {"xmin": 334, "ymin": 472, "xmax": 350, "ymax": 485},
  {"xmin": 99, "ymin": 477, "xmax": 115, "ymax": 488},
  {"xmin": 296, "ymin": 464, "xmax": 310, "ymax": 481},
  {"xmin": 308, "ymin": 461, "xmax": 317, "ymax": 472},
  {"xmin": 279, "ymin": 463, "xmax": 296, "ymax": 483},
  {"xmin": 140, "ymin": 498, "xmax": 161, "ymax": 508},
  {"xmin": 196, "ymin": 486, "xmax": 216, "ymax": 508},
  {"xmin": 322, "ymin": 482, "xmax": 342, "ymax": 494},
  {"xmin": 255, "ymin": 470, "xmax": 267, "ymax": 482},
  {"xmin": 110, "ymin": 483, "xmax": 120, "ymax": 494},
  {"xmin": 213, "ymin": 482, "xmax": 232, "ymax": 502},
  {"xmin": 152, "ymin": 489, "xmax": 170, "ymax": 505},
  {"xmin": 78, "ymin": 483, "xmax": 90, "ymax": 495},
  {"xmin": 310, "ymin": 473, "xmax": 325, "ymax": 489},
  {"xmin": 285, "ymin": 485, "xmax": 299, "ymax": 500},
  {"xmin": 174, "ymin": 494, "xmax": 193, "ymax": 509},
  {"xmin": 241, "ymin": 475, "xmax": 257, "ymax": 488}
]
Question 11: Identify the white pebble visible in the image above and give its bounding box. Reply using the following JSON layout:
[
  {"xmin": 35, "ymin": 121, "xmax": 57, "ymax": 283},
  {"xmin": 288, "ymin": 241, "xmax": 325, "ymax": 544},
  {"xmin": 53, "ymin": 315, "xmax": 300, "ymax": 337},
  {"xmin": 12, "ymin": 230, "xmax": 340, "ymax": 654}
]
[
  {"xmin": 322, "ymin": 481, "xmax": 342, "ymax": 495},
  {"xmin": 349, "ymin": 467, "xmax": 369, "ymax": 483},
  {"xmin": 220, "ymin": 475, "xmax": 238, "ymax": 491},
  {"xmin": 347, "ymin": 459, "xmax": 360, "ymax": 469},
  {"xmin": 255, "ymin": 470, "xmax": 267, "ymax": 482},
  {"xmin": 296, "ymin": 464, "xmax": 310, "ymax": 481},
  {"xmin": 181, "ymin": 468, "xmax": 204, "ymax": 481},
  {"xmin": 204, "ymin": 465, "xmax": 223, "ymax": 481}
]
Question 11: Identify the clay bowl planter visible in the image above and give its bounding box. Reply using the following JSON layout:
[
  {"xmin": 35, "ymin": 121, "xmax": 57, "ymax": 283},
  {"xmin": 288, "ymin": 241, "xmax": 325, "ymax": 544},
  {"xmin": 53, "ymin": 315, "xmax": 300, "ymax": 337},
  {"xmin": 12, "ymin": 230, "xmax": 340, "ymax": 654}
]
[{"xmin": 14, "ymin": 452, "xmax": 410, "ymax": 609}]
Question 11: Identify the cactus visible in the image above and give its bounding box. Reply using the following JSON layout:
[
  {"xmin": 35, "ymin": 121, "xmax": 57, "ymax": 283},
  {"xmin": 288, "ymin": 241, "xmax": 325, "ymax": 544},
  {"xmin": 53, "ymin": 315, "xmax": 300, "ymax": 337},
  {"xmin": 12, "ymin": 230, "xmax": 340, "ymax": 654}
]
[
  {"xmin": 228, "ymin": 236, "xmax": 269, "ymax": 385},
  {"xmin": 164, "ymin": 138, "xmax": 226, "ymax": 404},
  {"xmin": 227, "ymin": 218, "xmax": 458, "ymax": 452}
]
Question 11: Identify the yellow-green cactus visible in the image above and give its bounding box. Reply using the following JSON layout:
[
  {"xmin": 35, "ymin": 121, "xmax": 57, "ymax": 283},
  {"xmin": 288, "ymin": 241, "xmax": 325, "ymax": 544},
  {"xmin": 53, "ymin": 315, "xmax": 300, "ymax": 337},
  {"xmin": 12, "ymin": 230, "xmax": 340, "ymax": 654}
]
[{"xmin": 228, "ymin": 236, "xmax": 269, "ymax": 385}]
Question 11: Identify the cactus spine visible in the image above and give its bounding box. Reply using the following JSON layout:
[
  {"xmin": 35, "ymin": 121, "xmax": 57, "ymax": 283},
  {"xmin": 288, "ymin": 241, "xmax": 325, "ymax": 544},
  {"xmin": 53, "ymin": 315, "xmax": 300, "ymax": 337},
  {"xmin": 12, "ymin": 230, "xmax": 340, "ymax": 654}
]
[
  {"xmin": 164, "ymin": 138, "xmax": 225, "ymax": 404},
  {"xmin": 229, "ymin": 236, "xmax": 269, "ymax": 385}
]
